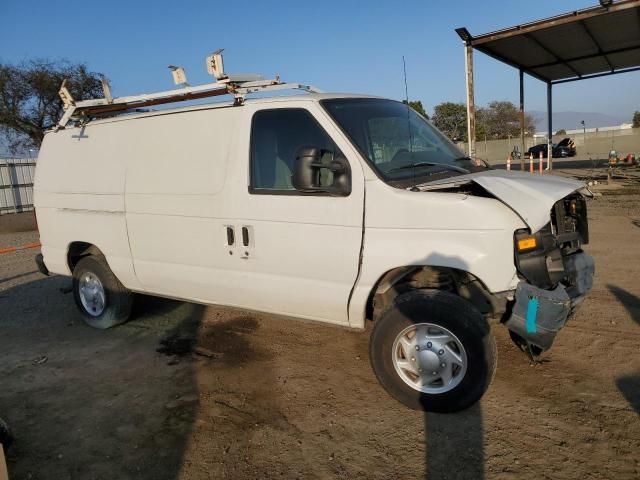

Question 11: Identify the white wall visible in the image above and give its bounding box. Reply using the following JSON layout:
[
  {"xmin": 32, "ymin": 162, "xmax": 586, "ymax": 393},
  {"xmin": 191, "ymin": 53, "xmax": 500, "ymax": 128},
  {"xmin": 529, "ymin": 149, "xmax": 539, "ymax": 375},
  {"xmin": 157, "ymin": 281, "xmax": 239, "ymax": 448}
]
[
  {"xmin": 0, "ymin": 157, "xmax": 36, "ymax": 215},
  {"xmin": 460, "ymin": 128, "xmax": 640, "ymax": 164}
]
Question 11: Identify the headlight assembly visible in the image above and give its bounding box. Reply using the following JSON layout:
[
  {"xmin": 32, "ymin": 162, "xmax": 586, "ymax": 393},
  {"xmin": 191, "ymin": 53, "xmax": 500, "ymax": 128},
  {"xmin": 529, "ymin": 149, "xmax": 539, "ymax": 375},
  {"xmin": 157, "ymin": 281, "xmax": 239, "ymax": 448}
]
[{"xmin": 514, "ymin": 225, "xmax": 565, "ymax": 289}]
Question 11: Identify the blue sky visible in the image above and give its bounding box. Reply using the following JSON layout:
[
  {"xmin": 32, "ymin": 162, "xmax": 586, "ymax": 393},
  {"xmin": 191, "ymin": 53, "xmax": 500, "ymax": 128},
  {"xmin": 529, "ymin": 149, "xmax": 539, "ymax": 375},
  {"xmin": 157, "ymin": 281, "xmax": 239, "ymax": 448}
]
[{"xmin": 1, "ymin": 0, "xmax": 638, "ymax": 123}]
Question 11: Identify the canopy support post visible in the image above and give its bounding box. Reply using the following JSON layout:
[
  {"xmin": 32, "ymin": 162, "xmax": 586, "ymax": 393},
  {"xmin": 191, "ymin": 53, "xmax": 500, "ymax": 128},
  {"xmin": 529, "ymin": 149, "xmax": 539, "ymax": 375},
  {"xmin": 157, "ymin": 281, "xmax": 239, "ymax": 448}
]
[
  {"xmin": 519, "ymin": 69, "xmax": 526, "ymax": 170},
  {"xmin": 464, "ymin": 43, "xmax": 476, "ymax": 157},
  {"xmin": 547, "ymin": 82, "xmax": 553, "ymax": 170}
]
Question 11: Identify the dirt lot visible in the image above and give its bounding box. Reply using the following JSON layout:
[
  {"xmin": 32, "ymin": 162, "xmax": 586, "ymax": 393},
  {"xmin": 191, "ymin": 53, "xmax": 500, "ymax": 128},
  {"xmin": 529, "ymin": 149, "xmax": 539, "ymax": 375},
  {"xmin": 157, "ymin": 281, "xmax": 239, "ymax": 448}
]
[{"xmin": 1, "ymin": 171, "xmax": 639, "ymax": 480}]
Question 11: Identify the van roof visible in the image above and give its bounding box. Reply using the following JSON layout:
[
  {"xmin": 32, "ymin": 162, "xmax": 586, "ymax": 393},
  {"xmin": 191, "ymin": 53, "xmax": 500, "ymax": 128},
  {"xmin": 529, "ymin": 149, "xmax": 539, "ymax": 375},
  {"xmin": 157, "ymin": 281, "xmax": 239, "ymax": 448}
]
[{"xmin": 51, "ymin": 92, "xmax": 387, "ymax": 130}]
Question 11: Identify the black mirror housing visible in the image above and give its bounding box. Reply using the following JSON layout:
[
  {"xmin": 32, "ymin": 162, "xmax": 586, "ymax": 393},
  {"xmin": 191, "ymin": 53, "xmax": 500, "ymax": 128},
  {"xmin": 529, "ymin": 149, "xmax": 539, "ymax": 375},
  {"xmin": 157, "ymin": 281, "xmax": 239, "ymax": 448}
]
[{"xmin": 292, "ymin": 146, "xmax": 351, "ymax": 196}]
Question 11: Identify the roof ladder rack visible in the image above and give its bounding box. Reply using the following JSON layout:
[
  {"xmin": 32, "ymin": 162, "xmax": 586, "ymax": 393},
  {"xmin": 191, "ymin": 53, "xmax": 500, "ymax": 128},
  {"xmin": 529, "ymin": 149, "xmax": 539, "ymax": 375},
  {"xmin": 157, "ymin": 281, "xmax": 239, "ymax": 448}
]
[{"xmin": 56, "ymin": 49, "xmax": 322, "ymax": 129}]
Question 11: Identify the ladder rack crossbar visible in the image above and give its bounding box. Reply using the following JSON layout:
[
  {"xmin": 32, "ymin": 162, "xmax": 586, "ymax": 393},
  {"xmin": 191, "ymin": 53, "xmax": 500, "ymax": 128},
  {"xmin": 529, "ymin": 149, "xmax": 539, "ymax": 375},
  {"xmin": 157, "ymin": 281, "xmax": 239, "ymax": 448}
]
[
  {"xmin": 54, "ymin": 50, "xmax": 324, "ymax": 129},
  {"xmin": 57, "ymin": 79, "xmax": 323, "ymax": 129}
]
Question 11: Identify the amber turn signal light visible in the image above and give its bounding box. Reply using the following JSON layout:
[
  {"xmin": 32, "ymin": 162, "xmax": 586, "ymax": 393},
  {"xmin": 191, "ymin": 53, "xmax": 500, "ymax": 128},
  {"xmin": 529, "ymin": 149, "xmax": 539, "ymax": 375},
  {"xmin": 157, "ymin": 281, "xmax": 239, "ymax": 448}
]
[{"xmin": 517, "ymin": 237, "xmax": 537, "ymax": 251}]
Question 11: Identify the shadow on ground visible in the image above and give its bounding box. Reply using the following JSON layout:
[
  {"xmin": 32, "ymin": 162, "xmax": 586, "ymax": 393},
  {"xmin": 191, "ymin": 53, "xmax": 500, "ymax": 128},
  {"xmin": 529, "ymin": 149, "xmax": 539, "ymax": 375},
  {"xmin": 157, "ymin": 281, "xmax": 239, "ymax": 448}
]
[
  {"xmin": 425, "ymin": 404, "xmax": 484, "ymax": 479},
  {"xmin": 608, "ymin": 284, "xmax": 640, "ymax": 416},
  {"xmin": 0, "ymin": 271, "xmax": 38, "ymax": 286},
  {"xmin": 0, "ymin": 276, "xmax": 205, "ymax": 479}
]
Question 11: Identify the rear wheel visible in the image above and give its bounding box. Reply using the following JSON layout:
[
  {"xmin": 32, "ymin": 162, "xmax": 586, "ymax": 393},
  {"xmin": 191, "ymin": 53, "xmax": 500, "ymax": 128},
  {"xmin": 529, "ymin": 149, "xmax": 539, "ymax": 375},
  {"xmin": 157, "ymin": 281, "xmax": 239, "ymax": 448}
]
[
  {"xmin": 72, "ymin": 256, "xmax": 133, "ymax": 329},
  {"xmin": 369, "ymin": 289, "xmax": 496, "ymax": 412}
]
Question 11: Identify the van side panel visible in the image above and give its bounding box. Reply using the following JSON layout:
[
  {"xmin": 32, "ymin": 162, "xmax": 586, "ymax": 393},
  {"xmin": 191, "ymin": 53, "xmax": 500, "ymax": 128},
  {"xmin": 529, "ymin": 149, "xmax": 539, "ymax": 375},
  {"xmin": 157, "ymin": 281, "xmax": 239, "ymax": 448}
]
[
  {"xmin": 34, "ymin": 123, "xmax": 141, "ymax": 289},
  {"xmin": 125, "ymin": 107, "xmax": 238, "ymax": 302}
]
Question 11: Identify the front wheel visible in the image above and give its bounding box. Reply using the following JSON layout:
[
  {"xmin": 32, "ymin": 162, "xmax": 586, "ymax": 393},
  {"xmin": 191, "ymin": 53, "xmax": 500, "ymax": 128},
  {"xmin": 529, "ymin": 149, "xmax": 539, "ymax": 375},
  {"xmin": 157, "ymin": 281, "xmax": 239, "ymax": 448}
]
[
  {"xmin": 72, "ymin": 255, "xmax": 133, "ymax": 329},
  {"xmin": 369, "ymin": 289, "xmax": 496, "ymax": 412}
]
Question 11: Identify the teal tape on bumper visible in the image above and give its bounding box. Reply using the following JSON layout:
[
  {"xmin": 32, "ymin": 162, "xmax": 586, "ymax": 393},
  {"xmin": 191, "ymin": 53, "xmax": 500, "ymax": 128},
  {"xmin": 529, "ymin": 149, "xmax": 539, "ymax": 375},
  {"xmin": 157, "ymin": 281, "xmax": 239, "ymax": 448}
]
[{"xmin": 526, "ymin": 298, "xmax": 539, "ymax": 333}]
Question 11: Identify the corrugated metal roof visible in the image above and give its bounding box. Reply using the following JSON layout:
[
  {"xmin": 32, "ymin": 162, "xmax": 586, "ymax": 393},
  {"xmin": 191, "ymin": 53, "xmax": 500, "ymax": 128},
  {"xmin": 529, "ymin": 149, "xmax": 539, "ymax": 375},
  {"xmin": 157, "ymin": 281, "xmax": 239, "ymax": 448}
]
[{"xmin": 459, "ymin": 0, "xmax": 640, "ymax": 83}]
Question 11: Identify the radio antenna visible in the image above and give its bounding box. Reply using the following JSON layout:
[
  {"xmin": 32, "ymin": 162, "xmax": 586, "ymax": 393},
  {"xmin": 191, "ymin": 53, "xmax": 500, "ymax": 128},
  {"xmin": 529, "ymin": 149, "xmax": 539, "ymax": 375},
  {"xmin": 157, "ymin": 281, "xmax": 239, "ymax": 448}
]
[{"xmin": 403, "ymin": 56, "xmax": 410, "ymax": 105}]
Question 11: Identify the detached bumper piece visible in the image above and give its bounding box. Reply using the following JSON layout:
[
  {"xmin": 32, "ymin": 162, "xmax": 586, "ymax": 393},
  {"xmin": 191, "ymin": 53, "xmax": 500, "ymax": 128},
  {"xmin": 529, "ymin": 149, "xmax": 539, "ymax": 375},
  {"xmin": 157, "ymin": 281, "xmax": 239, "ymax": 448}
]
[
  {"xmin": 505, "ymin": 252, "xmax": 594, "ymax": 352},
  {"xmin": 35, "ymin": 253, "xmax": 50, "ymax": 276}
]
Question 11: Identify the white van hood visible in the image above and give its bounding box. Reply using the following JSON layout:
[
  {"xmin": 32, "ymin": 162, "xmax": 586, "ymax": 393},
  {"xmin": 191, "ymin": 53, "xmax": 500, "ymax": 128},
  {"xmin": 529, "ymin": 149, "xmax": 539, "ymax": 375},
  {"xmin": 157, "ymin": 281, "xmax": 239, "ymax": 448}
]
[{"xmin": 415, "ymin": 170, "xmax": 588, "ymax": 232}]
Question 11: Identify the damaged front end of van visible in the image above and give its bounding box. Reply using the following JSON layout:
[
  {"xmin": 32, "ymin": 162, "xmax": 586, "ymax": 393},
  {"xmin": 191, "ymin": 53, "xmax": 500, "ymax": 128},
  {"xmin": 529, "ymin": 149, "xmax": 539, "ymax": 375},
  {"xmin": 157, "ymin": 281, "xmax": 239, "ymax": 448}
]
[
  {"xmin": 507, "ymin": 198, "xmax": 594, "ymax": 355},
  {"xmin": 419, "ymin": 170, "xmax": 595, "ymax": 356}
]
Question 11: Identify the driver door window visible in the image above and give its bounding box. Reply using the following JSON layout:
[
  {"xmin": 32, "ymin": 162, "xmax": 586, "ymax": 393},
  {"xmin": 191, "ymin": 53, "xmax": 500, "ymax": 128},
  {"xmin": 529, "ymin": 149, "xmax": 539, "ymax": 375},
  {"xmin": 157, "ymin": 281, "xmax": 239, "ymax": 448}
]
[{"xmin": 250, "ymin": 109, "xmax": 341, "ymax": 193}]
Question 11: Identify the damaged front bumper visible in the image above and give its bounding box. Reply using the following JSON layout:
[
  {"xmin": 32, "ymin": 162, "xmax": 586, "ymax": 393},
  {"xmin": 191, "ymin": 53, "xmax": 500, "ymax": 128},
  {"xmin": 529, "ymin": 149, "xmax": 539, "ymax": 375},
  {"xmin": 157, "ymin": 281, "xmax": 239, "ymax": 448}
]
[{"xmin": 504, "ymin": 251, "xmax": 595, "ymax": 352}]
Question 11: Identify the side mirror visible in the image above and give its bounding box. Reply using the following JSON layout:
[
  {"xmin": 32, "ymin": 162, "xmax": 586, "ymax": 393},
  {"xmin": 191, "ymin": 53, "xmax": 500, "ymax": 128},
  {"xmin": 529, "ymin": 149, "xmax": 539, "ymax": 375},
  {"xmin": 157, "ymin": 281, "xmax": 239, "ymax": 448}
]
[{"xmin": 292, "ymin": 146, "xmax": 351, "ymax": 196}]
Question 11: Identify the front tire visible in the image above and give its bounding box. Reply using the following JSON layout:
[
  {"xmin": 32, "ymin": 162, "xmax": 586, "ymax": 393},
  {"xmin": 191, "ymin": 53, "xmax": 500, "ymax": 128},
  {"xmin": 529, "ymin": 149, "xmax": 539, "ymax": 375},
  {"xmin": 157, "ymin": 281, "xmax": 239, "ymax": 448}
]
[
  {"xmin": 72, "ymin": 256, "xmax": 133, "ymax": 329},
  {"xmin": 370, "ymin": 289, "xmax": 496, "ymax": 412}
]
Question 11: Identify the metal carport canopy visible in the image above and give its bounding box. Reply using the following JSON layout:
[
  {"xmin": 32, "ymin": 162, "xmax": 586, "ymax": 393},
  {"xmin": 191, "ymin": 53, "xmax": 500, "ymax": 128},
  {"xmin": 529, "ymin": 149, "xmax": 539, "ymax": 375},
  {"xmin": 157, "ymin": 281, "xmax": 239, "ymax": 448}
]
[{"xmin": 455, "ymin": 0, "xmax": 640, "ymax": 168}]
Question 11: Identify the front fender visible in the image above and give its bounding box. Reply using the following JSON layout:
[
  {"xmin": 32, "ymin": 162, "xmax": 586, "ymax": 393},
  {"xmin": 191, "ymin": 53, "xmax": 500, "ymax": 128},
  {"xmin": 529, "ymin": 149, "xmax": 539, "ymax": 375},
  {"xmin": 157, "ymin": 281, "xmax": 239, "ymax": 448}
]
[{"xmin": 347, "ymin": 181, "xmax": 525, "ymax": 328}]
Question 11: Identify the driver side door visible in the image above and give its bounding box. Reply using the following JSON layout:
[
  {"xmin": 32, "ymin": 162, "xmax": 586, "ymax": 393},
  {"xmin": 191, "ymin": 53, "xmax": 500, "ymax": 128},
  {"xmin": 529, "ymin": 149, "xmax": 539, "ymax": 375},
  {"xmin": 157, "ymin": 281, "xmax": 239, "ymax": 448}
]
[{"xmin": 226, "ymin": 105, "xmax": 365, "ymax": 325}]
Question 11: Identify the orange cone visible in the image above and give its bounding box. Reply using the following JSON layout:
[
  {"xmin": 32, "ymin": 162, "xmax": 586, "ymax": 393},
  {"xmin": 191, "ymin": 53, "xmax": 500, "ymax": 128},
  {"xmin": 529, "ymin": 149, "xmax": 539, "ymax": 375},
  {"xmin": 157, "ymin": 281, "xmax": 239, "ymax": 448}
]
[{"xmin": 539, "ymin": 150, "xmax": 544, "ymax": 173}]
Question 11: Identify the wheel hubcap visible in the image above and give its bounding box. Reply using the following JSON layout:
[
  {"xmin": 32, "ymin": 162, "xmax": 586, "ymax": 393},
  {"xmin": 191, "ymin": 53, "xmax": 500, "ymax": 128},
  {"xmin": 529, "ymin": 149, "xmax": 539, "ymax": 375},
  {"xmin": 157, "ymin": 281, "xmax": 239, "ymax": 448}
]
[
  {"xmin": 79, "ymin": 272, "xmax": 106, "ymax": 317},
  {"xmin": 392, "ymin": 323, "xmax": 467, "ymax": 394}
]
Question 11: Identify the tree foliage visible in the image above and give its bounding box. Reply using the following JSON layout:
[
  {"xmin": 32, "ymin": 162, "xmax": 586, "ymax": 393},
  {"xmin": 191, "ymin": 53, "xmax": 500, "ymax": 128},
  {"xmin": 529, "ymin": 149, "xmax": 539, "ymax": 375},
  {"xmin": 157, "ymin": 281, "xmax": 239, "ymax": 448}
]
[
  {"xmin": 431, "ymin": 102, "xmax": 467, "ymax": 141},
  {"xmin": 0, "ymin": 60, "xmax": 104, "ymax": 153},
  {"xmin": 555, "ymin": 129, "xmax": 567, "ymax": 135},
  {"xmin": 477, "ymin": 101, "xmax": 536, "ymax": 140},
  {"xmin": 633, "ymin": 111, "xmax": 640, "ymax": 128},
  {"xmin": 402, "ymin": 100, "xmax": 428, "ymax": 119},
  {"xmin": 431, "ymin": 100, "xmax": 537, "ymax": 142}
]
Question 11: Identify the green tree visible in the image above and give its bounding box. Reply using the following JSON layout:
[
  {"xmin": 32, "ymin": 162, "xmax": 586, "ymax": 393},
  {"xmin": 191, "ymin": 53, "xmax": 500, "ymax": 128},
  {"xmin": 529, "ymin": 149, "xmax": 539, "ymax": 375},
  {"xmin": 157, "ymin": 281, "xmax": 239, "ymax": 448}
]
[
  {"xmin": 481, "ymin": 100, "xmax": 536, "ymax": 139},
  {"xmin": 555, "ymin": 129, "xmax": 567, "ymax": 135},
  {"xmin": 633, "ymin": 111, "xmax": 640, "ymax": 128},
  {"xmin": 0, "ymin": 59, "xmax": 104, "ymax": 153},
  {"xmin": 475, "ymin": 107, "xmax": 489, "ymax": 141},
  {"xmin": 402, "ymin": 100, "xmax": 428, "ymax": 119},
  {"xmin": 432, "ymin": 102, "xmax": 467, "ymax": 141}
]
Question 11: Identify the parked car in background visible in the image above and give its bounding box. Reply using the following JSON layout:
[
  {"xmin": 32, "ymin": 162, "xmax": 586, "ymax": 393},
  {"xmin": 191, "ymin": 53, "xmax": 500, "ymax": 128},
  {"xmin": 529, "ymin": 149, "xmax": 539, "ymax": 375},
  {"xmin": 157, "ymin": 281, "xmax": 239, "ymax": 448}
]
[{"xmin": 527, "ymin": 138, "xmax": 576, "ymax": 158}]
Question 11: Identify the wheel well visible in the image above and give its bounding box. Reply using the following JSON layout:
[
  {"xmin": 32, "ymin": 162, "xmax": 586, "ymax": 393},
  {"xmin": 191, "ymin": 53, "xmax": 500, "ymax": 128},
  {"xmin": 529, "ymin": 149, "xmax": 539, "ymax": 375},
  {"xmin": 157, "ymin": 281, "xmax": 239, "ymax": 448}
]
[
  {"xmin": 366, "ymin": 266, "xmax": 505, "ymax": 322},
  {"xmin": 67, "ymin": 242, "xmax": 104, "ymax": 272}
]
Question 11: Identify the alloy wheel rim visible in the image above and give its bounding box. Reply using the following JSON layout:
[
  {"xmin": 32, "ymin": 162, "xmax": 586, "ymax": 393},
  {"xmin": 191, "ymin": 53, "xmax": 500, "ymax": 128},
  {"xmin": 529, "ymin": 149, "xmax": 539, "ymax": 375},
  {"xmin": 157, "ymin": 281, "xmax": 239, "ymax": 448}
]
[
  {"xmin": 392, "ymin": 322, "xmax": 468, "ymax": 394},
  {"xmin": 79, "ymin": 272, "xmax": 106, "ymax": 317}
]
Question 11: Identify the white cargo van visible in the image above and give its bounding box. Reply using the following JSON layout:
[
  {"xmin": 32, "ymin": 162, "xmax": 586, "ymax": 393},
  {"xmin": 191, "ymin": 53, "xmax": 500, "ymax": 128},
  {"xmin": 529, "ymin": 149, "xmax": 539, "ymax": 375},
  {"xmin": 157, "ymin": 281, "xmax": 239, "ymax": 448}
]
[{"xmin": 34, "ymin": 62, "xmax": 594, "ymax": 412}]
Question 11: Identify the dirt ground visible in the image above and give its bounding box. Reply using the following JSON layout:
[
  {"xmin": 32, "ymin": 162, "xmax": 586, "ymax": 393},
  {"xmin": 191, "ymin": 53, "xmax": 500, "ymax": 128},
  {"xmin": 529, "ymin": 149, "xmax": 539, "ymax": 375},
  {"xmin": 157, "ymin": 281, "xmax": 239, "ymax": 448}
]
[{"xmin": 1, "ymin": 169, "xmax": 639, "ymax": 480}]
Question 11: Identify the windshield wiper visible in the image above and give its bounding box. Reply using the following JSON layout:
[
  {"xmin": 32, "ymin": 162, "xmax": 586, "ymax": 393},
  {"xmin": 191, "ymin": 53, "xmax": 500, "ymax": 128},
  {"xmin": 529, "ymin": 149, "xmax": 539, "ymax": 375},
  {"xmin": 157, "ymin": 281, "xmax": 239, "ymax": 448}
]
[
  {"xmin": 387, "ymin": 161, "xmax": 469, "ymax": 174},
  {"xmin": 453, "ymin": 156, "xmax": 490, "ymax": 168}
]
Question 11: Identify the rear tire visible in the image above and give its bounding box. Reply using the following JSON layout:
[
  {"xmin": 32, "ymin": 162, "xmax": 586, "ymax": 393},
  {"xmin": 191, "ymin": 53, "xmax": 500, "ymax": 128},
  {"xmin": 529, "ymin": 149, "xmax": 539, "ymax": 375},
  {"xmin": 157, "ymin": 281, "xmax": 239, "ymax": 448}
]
[
  {"xmin": 369, "ymin": 289, "xmax": 496, "ymax": 412},
  {"xmin": 72, "ymin": 256, "xmax": 133, "ymax": 329}
]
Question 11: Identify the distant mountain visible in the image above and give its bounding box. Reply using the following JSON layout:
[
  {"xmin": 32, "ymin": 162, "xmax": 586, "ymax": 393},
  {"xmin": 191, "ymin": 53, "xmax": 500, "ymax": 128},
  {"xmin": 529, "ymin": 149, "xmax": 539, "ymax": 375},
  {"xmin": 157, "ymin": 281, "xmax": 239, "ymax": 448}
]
[{"xmin": 529, "ymin": 111, "xmax": 629, "ymax": 132}]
